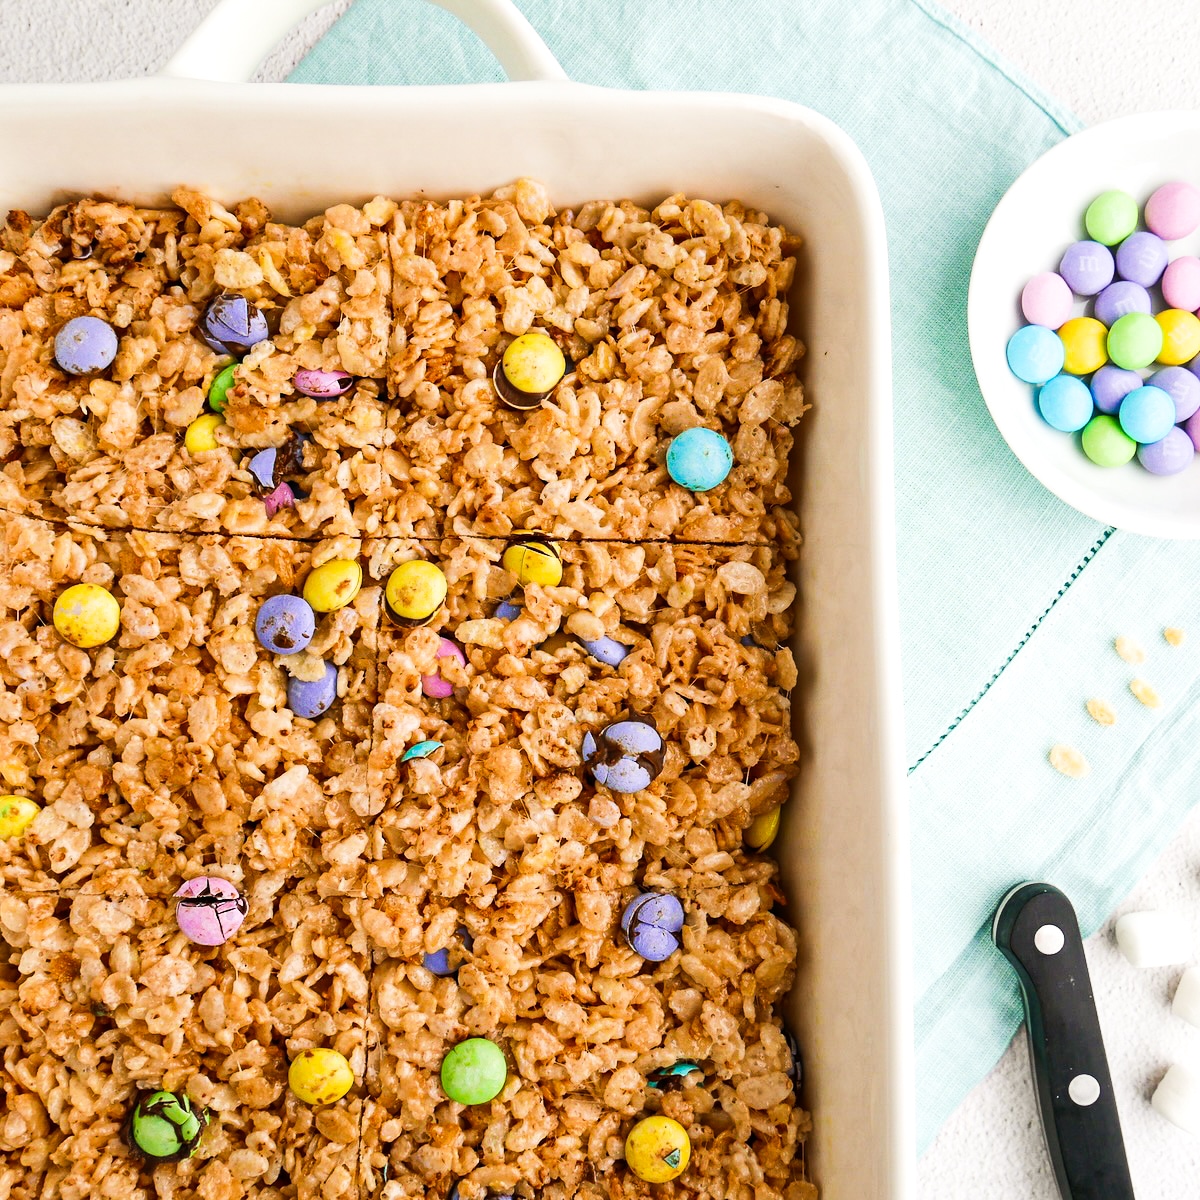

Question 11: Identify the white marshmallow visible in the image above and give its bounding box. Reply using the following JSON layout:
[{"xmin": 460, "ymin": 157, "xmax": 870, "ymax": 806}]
[
  {"xmin": 1173, "ymin": 967, "xmax": 1200, "ymax": 1030},
  {"xmin": 1152, "ymin": 1063, "xmax": 1200, "ymax": 1137},
  {"xmin": 1114, "ymin": 911, "xmax": 1190, "ymax": 968}
]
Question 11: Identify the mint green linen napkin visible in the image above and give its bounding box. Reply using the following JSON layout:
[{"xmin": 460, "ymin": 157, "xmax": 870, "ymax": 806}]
[{"xmin": 293, "ymin": 0, "xmax": 1200, "ymax": 1151}]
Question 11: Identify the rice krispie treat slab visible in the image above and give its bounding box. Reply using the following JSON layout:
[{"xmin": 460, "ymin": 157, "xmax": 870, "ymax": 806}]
[
  {"xmin": 0, "ymin": 885, "xmax": 369, "ymax": 1200},
  {"xmin": 0, "ymin": 516, "xmax": 379, "ymax": 897},
  {"xmin": 355, "ymin": 848, "xmax": 806, "ymax": 1200},
  {"xmin": 0, "ymin": 194, "xmax": 435, "ymax": 540},
  {"xmin": 378, "ymin": 182, "xmax": 805, "ymax": 544}
]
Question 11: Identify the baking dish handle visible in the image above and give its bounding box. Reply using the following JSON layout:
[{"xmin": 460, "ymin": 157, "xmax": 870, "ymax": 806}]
[{"xmin": 159, "ymin": 0, "xmax": 568, "ymax": 84}]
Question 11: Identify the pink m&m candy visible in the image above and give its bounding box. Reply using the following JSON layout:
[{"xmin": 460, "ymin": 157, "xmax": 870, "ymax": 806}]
[
  {"xmin": 421, "ymin": 637, "xmax": 466, "ymax": 698},
  {"xmin": 1145, "ymin": 182, "xmax": 1200, "ymax": 242},
  {"xmin": 1021, "ymin": 272, "xmax": 1072, "ymax": 328},
  {"xmin": 1163, "ymin": 256, "xmax": 1200, "ymax": 312}
]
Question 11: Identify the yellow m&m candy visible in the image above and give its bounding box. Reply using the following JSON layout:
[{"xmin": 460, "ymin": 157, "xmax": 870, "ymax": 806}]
[
  {"xmin": 501, "ymin": 539, "xmax": 563, "ymax": 588},
  {"xmin": 496, "ymin": 332, "xmax": 566, "ymax": 410},
  {"xmin": 745, "ymin": 805, "xmax": 781, "ymax": 851},
  {"xmin": 53, "ymin": 584, "xmax": 121, "ymax": 648},
  {"xmin": 0, "ymin": 796, "xmax": 39, "ymax": 839},
  {"xmin": 184, "ymin": 413, "xmax": 225, "ymax": 454},
  {"xmin": 625, "ymin": 1115, "xmax": 691, "ymax": 1183},
  {"xmin": 288, "ymin": 1048, "xmax": 354, "ymax": 1106},
  {"xmin": 302, "ymin": 560, "xmax": 362, "ymax": 613},
  {"xmin": 384, "ymin": 560, "xmax": 448, "ymax": 626},
  {"xmin": 1155, "ymin": 309, "xmax": 1200, "ymax": 366},
  {"xmin": 1058, "ymin": 317, "xmax": 1108, "ymax": 376}
]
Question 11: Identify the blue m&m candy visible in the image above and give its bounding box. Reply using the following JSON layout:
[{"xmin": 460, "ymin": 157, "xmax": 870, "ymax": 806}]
[
  {"xmin": 666, "ymin": 427, "xmax": 733, "ymax": 491},
  {"xmin": 1006, "ymin": 325, "xmax": 1064, "ymax": 385},
  {"xmin": 1119, "ymin": 385, "xmax": 1175, "ymax": 445},
  {"xmin": 1036, "ymin": 375, "xmax": 1093, "ymax": 433}
]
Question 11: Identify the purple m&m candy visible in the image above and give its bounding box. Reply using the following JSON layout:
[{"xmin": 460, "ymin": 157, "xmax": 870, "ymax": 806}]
[
  {"xmin": 255, "ymin": 594, "xmax": 315, "ymax": 655},
  {"xmin": 1148, "ymin": 367, "xmax": 1200, "ymax": 423},
  {"xmin": 293, "ymin": 369, "xmax": 354, "ymax": 399},
  {"xmin": 1090, "ymin": 365, "xmax": 1143, "ymax": 416},
  {"xmin": 1093, "ymin": 281, "xmax": 1150, "ymax": 327},
  {"xmin": 200, "ymin": 294, "xmax": 269, "ymax": 356},
  {"xmin": 495, "ymin": 599, "xmax": 522, "ymax": 621},
  {"xmin": 423, "ymin": 928, "xmax": 474, "ymax": 977},
  {"xmin": 287, "ymin": 660, "xmax": 339, "ymax": 719},
  {"xmin": 582, "ymin": 717, "xmax": 665, "ymax": 794},
  {"xmin": 1115, "ymin": 231, "xmax": 1168, "ymax": 287},
  {"xmin": 1138, "ymin": 427, "xmax": 1195, "ymax": 476},
  {"xmin": 174, "ymin": 877, "xmax": 247, "ymax": 946},
  {"xmin": 421, "ymin": 638, "xmax": 466, "ymax": 699},
  {"xmin": 1059, "ymin": 240, "xmax": 1115, "ymax": 296},
  {"xmin": 579, "ymin": 635, "xmax": 631, "ymax": 667},
  {"xmin": 621, "ymin": 892, "xmax": 685, "ymax": 962},
  {"xmin": 54, "ymin": 315, "xmax": 118, "ymax": 375}
]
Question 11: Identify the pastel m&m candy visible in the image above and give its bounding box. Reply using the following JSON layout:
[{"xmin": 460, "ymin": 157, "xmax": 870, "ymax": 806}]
[
  {"xmin": 1085, "ymin": 189, "xmax": 1139, "ymax": 246},
  {"xmin": 1138, "ymin": 427, "xmax": 1195, "ymax": 476},
  {"xmin": 1116, "ymin": 231, "xmax": 1168, "ymax": 287},
  {"xmin": 1093, "ymin": 281, "xmax": 1150, "ymax": 328},
  {"xmin": 54, "ymin": 584, "xmax": 121, "ymax": 648},
  {"xmin": 1162, "ymin": 256, "xmax": 1200, "ymax": 311},
  {"xmin": 1090, "ymin": 365, "xmax": 1142, "ymax": 415},
  {"xmin": 625, "ymin": 1116, "xmax": 691, "ymax": 1183},
  {"xmin": 1021, "ymin": 272, "xmax": 1072, "ymax": 328},
  {"xmin": 440, "ymin": 1038, "xmax": 507, "ymax": 1105},
  {"xmin": 1006, "ymin": 325, "xmax": 1064, "ymax": 384},
  {"xmin": 288, "ymin": 1048, "xmax": 354, "ymax": 1105},
  {"xmin": 1037, "ymin": 376, "xmax": 1093, "ymax": 432},
  {"xmin": 55, "ymin": 315, "xmax": 118, "ymax": 375},
  {"xmin": 1155, "ymin": 309, "xmax": 1200, "ymax": 366},
  {"xmin": 1058, "ymin": 317, "xmax": 1107, "ymax": 375},
  {"xmin": 127, "ymin": 1091, "xmax": 206, "ymax": 1163},
  {"xmin": 1107, "ymin": 312, "xmax": 1163, "ymax": 370},
  {"xmin": 421, "ymin": 638, "xmax": 466, "ymax": 698},
  {"xmin": 1119, "ymin": 385, "xmax": 1175, "ymax": 444},
  {"xmin": 1059, "ymin": 240, "xmax": 1114, "ymax": 296},
  {"xmin": 1081, "ymin": 414, "xmax": 1136, "ymax": 467},
  {"xmin": 1148, "ymin": 366, "xmax": 1200, "ymax": 423},
  {"xmin": 174, "ymin": 877, "xmax": 247, "ymax": 946},
  {"xmin": 287, "ymin": 660, "xmax": 339, "ymax": 719},
  {"xmin": 1145, "ymin": 181, "xmax": 1200, "ymax": 241},
  {"xmin": 303, "ymin": 560, "xmax": 362, "ymax": 613}
]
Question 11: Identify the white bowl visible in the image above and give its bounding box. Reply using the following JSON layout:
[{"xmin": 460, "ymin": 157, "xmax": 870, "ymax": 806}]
[{"xmin": 969, "ymin": 111, "xmax": 1200, "ymax": 539}]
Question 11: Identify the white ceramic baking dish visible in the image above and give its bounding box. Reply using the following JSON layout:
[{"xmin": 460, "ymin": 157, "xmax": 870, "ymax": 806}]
[{"xmin": 0, "ymin": 2, "xmax": 911, "ymax": 1194}]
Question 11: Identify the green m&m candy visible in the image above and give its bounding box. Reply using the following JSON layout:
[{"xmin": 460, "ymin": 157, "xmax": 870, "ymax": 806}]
[
  {"xmin": 1084, "ymin": 190, "xmax": 1139, "ymax": 247},
  {"xmin": 440, "ymin": 1037, "xmax": 507, "ymax": 1105},
  {"xmin": 1081, "ymin": 414, "xmax": 1137, "ymax": 468},
  {"xmin": 127, "ymin": 1090, "xmax": 206, "ymax": 1162},
  {"xmin": 1107, "ymin": 312, "xmax": 1163, "ymax": 370},
  {"xmin": 207, "ymin": 362, "xmax": 238, "ymax": 414}
]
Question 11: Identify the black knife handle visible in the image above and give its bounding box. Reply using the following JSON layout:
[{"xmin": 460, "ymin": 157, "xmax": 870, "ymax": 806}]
[{"xmin": 992, "ymin": 882, "xmax": 1136, "ymax": 1200}]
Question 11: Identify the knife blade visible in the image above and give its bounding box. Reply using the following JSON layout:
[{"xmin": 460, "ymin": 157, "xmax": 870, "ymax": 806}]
[{"xmin": 992, "ymin": 881, "xmax": 1136, "ymax": 1200}]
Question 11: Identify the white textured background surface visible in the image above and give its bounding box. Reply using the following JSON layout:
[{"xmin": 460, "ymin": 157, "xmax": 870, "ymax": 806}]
[{"xmin": 2, "ymin": 1, "xmax": 1200, "ymax": 1195}]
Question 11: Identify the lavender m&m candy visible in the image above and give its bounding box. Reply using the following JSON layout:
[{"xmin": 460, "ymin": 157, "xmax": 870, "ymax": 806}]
[
  {"xmin": 248, "ymin": 448, "xmax": 279, "ymax": 491},
  {"xmin": 255, "ymin": 594, "xmax": 315, "ymax": 655},
  {"xmin": 1115, "ymin": 231, "xmax": 1168, "ymax": 287},
  {"xmin": 421, "ymin": 638, "xmax": 466, "ymax": 698},
  {"xmin": 1149, "ymin": 367, "xmax": 1200, "ymax": 423},
  {"xmin": 582, "ymin": 717, "xmax": 665, "ymax": 794},
  {"xmin": 1093, "ymin": 281, "xmax": 1151, "ymax": 327},
  {"xmin": 293, "ymin": 369, "xmax": 354, "ymax": 398},
  {"xmin": 287, "ymin": 660, "xmax": 338, "ymax": 719},
  {"xmin": 622, "ymin": 892, "xmax": 685, "ymax": 962},
  {"xmin": 54, "ymin": 315, "xmax": 118, "ymax": 375},
  {"xmin": 1020, "ymin": 272, "xmax": 1072, "ymax": 329},
  {"xmin": 174, "ymin": 877, "xmax": 247, "ymax": 946},
  {"xmin": 1145, "ymin": 182, "xmax": 1200, "ymax": 241},
  {"xmin": 495, "ymin": 599, "xmax": 522, "ymax": 621},
  {"xmin": 1163, "ymin": 257, "xmax": 1200, "ymax": 312},
  {"xmin": 1090, "ymin": 365, "xmax": 1142, "ymax": 416},
  {"xmin": 200, "ymin": 294, "xmax": 269, "ymax": 356},
  {"xmin": 579, "ymin": 635, "xmax": 631, "ymax": 667},
  {"xmin": 1059, "ymin": 240, "xmax": 1115, "ymax": 296},
  {"xmin": 1138, "ymin": 426, "xmax": 1195, "ymax": 476},
  {"xmin": 1184, "ymin": 407, "xmax": 1200, "ymax": 452},
  {"xmin": 424, "ymin": 927, "xmax": 474, "ymax": 977}
]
